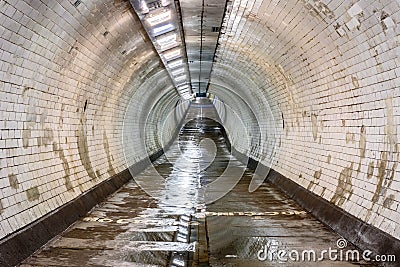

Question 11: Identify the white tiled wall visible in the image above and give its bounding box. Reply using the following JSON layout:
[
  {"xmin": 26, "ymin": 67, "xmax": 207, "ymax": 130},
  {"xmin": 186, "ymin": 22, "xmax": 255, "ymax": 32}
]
[
  {"xmin": 0, "ymin": 0, "xmax": 185, "ymax": 239},
  {"xmin": 211, "ymin": 0, "xmax": 400, "ymax": 239}
]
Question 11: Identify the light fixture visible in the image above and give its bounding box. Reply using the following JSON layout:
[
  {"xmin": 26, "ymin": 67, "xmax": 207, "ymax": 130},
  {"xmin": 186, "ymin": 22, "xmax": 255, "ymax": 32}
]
[
  {"xmin": 177, "ymin": 84, "xmax": 189, "ymax": 89},
  {"xmin": 156, "ymin": 33, "xmax": 177, "ymax": 50},
  {"xmin": 168, "ymin": 59, "xmax": 183, "ymax": 68},
  {"xmin": 153, "ymin": 23, "xmax": 174, "ymax": 34},
  {"xmin": 176, "ymin": 80, "xmax": 188, "ymax": 86},
  {"xmin": 163, "ymin": 48, "xmax": 181, "ymax": 60},
  {"xmin": 131, "ymin": 1, "xmax": 190, "ymax": 99},
  {"xmin": 176, "ymin": 82, "xmax": 187, "ymax": 88},
  {"xmin": 171, "ymin": 68, "xmax": 185, "ymax": 76},
  {"xmin": 175, "ymin": 75, "xmax": 186, "ymax": 82},
  {"xmin": 141, "ymin": 1, "xmax": 149, "ymax": 13},
  {"xmin": 146, "ymin": 10, "xmax": 171, "ymax": 26}
]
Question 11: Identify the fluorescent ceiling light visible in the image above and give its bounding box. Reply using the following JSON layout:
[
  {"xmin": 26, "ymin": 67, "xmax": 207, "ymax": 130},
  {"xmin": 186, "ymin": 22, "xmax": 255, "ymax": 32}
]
[
  {"xmin": 156, "ymin": 33, "xmax": 177, "ymax": 50},
  {"xmin": 153, "ymin": 23, "xmax": 174, "ymax": 34},
  {"xmin": 168, "ymin": 59, "xmax": 182, "ymax": 68},
  {"xmin": 175, "ymin": 75, "xmax": 186, "ymax": 82},
  {"xmin": 177, "ymin": 84, "xmax": 189, "ymax": 89},
  {"xmin": 176, "ymin": 80, "xmax": 188, "ymax": 86},
  {"xmin": 157, "ymin": 33, "xmax": 176, "ymax": 45},
  {"xmin": 163, "ymin": 48, "xmax": 181, "ymax": 60},
  {"xmin": 146, "ymin": 10, "xmax": 171, "ymax": 26},
  {"xmin": 178, "ymin": 83, "xmax": 187, "ymax": 86},
  {"xmin": 172, "ymin": 68, "xmax": 185, "ymax": 76}
]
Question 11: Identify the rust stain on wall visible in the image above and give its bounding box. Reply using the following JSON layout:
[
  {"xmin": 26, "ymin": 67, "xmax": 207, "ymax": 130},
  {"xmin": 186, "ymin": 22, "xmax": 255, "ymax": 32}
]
[
  {"xmin": 357, "ymin": 125, "xmax": 367, "ymax": 173},
  {"xmin": 345, "ymin": 132, "xmax": 355, "ymax": 143},
  {"xmin": 351, "ymin": 76, "xmax": 359, "ymax": 88},
  {"xmin": 278, "ymin": 65, "xmax": 300, "ymax": 131},
  {"xmin": 301, "ymin": 0, "xmax": 335, "ymax": 20},
  {"xmin": 384, "ymin": 97, "xmax": 399, "ymax": 184},
  {"xmin": 41, "ymin": 128, "xmax": 54, "ymax": 146},
  {"xmin": 53, "ymin": 142, "xmax": 74, "ymax": 191},
  {"xmin": 308, "ymin": 169, "xmax": 322, "ymax": 190},
  {"xmin": 320, "ymin": 187, "xmax": 326, "ymax": 198},
  {"xmin": 314, "ymin": 169, "xmax": 322, "ymax": 180},
  {"xmin": 372, "ymin": 152, "xmax": 387, "ymax": 203},
  {"xmin": 359, "ymin": 125, "xmax": 366, "ymax": 158},
  {"xmin": 22, "ymin": 129, "xmax": 31, "ymax": 148},
  {"xmin": 383, "ymin": 194, "xmax": 395, "ymax": 209},
  {"xmin": 311, "ymin": 113, "xmax": 318, "ymax": 141},
  {"xmin": 367, "ymin": 161, "xmax": 374, "ymax": 179},
  {"xmin": 103, "ymin": 131, "xmax": 116, "ymax": 177},
  {"xmin": 22, "ymin": 89, "xmax": 58, "ymax": 150},
  {"xmin": 331, "ymin": 163, "xmax": 354, "ymax": 206},
  {"xmin": 77, "ymin": 113, "xmax": 97, "ymax": 180},
  {"xmin": 327, "ymin": 154, "xmax": 331, "ymax": 164},
  {"xmin": 372, "ymin": 97, "xmax": 399, "ymax": 203},
  {"xmin": 8, "ymin": 173, "xmax": 19, "ymax": 189},
  {"xmin": 37, "ymin": 136, "xmax": 42, "ymax": 146},
  {"xmin": 26, "ymin": 186, "xmax": 40, "ymax": 201},
  {"xmin": 22, "ymin": 86, "xmax": 31, "ymax": 96},
  {"xmin": 22, "ymin": 89, "xmax": 37, "ymax": 148}
]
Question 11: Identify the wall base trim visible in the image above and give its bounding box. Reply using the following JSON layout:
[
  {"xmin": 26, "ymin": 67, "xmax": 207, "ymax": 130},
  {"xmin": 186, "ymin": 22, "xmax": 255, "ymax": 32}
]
[{"xmin": 231, "ymin": 147, "xmax": 400, "ymax": 266}]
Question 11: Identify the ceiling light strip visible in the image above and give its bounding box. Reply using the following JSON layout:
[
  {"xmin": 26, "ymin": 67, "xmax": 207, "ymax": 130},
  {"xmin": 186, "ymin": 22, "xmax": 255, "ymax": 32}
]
[{"xmin": 129, "ymin": 0, "xmax": 193, "ymax": 99}]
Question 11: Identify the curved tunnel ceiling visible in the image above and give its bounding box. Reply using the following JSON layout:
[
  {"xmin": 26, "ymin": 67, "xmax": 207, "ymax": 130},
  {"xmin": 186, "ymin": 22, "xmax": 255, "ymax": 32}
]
[{"xmin": 0, "ymin": 0, "xmax": 399, "ymax": 252}]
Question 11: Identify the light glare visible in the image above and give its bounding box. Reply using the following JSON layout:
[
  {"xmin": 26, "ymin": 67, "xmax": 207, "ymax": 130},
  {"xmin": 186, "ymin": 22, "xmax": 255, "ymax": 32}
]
[
  {"xmin": 164, "ymin": 48, "xmax": 181, "ymax": 60},
  {"xmin": 168, "ymin": 59, "xmax": 183, "ymax": 68},
  {"xmin": 172, "ymin": 68, "xmax": 185, "ymax": 76},
  {"xmin": 153, "ymin": 24, "xmax": 174, "ymax": 34},
  {"xmin": 146, "ymin": 10, "xmax": 171, "ymax": 26}
]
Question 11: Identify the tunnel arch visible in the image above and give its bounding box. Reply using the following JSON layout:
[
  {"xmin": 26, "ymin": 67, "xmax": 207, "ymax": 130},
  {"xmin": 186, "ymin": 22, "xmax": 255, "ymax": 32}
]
[{"xmin": 0, "ymin": 0, "xmax": 399, "ymax": 264}]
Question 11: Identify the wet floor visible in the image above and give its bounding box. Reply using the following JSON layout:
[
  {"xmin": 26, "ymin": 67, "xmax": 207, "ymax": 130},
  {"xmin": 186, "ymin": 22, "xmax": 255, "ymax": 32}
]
[{"xmin": 21, "ymin": 98, "xmax": 375, "ymax": 267}]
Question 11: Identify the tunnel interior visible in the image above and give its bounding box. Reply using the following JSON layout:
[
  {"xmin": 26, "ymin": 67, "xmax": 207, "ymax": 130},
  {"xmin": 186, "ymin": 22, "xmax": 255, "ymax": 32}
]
[{"xmin": 0, "ymin": 0, "xmax": 399, "ymax": 266}]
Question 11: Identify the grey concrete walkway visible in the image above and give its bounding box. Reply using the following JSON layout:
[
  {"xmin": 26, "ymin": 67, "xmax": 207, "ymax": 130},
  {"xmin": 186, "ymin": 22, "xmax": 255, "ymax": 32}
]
[{"xmin": 21, "ymin": 98, "xmax": 374, "ymax": 267}]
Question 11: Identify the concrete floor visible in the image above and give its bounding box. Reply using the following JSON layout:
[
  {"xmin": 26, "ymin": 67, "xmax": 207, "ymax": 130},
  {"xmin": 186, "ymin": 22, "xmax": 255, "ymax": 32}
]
[{"xmin": 21, "ymin": 99, "xmax": 375, "ymax": 267}]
